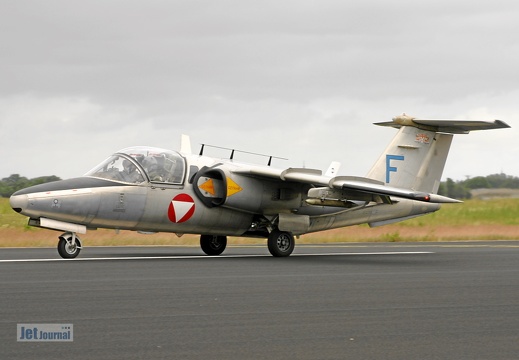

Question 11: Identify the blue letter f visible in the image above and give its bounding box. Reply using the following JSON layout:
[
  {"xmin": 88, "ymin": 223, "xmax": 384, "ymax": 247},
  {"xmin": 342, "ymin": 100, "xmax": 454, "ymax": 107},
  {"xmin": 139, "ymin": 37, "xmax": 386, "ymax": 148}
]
[{"xmin": 386, "ymin": 155, "xmax": 405, "ymax": 183}]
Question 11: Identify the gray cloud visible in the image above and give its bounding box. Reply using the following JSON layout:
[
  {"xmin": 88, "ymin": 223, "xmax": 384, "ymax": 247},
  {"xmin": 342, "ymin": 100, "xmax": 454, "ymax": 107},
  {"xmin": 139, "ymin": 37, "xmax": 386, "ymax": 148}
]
[{"xmin": 1, "ymin": 0, "xmax": 517, "ymax": 180}]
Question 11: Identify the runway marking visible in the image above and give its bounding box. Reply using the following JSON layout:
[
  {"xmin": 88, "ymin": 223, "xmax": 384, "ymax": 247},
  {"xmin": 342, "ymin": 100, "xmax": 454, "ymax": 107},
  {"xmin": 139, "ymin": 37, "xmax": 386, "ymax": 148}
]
[
  {"xmin": 0, "ymin": 251, "xmax": 433, "ymax": 263},
  {"xmin": 298, "ymin": 244, "xmax": 519, "ymax": 248}
]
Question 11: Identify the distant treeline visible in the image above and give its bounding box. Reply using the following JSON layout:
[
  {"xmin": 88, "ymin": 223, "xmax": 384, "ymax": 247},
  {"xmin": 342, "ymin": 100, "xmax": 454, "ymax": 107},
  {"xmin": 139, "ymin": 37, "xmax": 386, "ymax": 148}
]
[
  {"xmin": 1, "ymin": 173, "xmax": 518, "ymax": 199},
  {"xmin": 438, "ymin": 173, "xmax": 519, "ymax": 199},
  {"xmin": 0, "ymin": 174, "xmax": 61, "ymax": 198}
]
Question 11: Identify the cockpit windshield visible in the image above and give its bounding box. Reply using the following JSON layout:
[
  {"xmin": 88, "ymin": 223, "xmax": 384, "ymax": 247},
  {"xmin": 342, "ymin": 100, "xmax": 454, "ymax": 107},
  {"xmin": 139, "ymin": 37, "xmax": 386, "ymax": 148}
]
[{"xmin": 86, "ymin": 146, "xmax": 186, "ymax": 185}]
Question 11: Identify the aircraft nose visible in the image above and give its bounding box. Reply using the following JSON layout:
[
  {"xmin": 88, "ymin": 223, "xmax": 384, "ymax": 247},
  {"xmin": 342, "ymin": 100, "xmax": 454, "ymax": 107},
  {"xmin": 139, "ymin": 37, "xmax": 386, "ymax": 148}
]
[{"xmin": 9, "ymin": 192, "xmax": 28, "ymax": 214}]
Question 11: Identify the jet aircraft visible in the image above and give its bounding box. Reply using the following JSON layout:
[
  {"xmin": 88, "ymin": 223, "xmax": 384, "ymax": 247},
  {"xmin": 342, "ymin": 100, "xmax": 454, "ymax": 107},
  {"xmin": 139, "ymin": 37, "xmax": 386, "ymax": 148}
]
[{"xmin": 9, "ymin": 114, "xmax": 510, "ymax": 258}]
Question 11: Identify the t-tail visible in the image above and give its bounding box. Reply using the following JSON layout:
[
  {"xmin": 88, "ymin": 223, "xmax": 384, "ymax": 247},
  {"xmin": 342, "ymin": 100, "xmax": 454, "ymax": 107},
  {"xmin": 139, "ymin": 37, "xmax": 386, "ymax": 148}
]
[{"xmin": 366, "ymin": 114, "xmax": 510, "ymax": 193}]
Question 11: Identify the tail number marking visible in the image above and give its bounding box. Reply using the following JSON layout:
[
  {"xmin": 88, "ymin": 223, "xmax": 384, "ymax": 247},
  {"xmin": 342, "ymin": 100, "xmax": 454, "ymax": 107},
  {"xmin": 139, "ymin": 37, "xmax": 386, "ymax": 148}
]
[{"xmin": 386, "ymin": 155, "xmax": 405, "ymax": 183}]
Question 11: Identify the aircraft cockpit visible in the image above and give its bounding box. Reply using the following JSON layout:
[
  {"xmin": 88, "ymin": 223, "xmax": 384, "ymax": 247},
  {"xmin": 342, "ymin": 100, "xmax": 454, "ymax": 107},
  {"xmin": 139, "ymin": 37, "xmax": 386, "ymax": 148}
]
[{"xmin": 86, "ymin": 146, "xmax": 186, "ymax": 185}]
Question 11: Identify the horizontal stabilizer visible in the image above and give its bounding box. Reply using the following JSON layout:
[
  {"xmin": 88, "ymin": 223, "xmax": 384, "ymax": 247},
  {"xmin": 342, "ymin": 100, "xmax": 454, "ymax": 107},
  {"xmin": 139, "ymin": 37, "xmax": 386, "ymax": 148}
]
[{"xmin": 375, "ymin": 114, "xmax": 510, "ymax": 134}]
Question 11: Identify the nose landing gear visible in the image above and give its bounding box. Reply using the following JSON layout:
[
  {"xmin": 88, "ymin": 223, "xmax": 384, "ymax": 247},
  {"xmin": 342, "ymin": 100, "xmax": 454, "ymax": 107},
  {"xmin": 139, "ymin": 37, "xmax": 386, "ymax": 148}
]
[{"xmin": 57, "ymin": 232, "xmax": 82, "ymax": 259}]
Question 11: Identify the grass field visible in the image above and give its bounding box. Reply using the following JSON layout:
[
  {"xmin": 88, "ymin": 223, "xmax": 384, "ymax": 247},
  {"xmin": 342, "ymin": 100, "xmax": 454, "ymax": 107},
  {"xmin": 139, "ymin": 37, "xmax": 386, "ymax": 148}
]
[{"xmin": 1, "ymin": 197, "xmax": 519, "ymax": 247}]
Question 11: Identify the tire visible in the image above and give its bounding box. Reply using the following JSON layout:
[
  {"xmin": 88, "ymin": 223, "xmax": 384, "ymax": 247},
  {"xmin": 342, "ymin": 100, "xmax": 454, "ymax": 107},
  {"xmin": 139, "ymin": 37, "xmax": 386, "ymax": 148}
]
[
  {"xmin": 200, "ymin": 235, "xmax": 227, "ymax": 256},
  {"xmin": 57, "ymin": 235, "xmax": 81, "ymax": 259},
  {"xmin": 267, "ymin": 230, "xmax": 295, "ymax": 257}
]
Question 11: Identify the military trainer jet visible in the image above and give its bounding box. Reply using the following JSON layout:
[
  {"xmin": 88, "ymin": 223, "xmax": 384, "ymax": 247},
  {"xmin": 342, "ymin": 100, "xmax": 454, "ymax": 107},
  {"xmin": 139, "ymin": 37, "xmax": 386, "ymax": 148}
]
[{"xmin": 9, "ymin": 114, "xmax": 510, "ymax": 258}]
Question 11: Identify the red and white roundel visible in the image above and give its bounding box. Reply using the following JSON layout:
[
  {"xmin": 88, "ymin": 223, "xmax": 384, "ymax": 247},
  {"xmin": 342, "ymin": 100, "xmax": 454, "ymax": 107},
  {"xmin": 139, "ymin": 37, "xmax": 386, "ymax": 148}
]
[{"xmin": 168, "ymin": 194, "xmax": 195, "ymax": 223}]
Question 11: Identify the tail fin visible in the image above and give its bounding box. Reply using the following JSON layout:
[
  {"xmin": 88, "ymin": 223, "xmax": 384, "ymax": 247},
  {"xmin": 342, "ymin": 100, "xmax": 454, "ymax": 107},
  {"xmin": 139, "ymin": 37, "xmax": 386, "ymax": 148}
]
[{"xmin": 366, "ymin": 114, "xmax": 510, "ymax": 193}]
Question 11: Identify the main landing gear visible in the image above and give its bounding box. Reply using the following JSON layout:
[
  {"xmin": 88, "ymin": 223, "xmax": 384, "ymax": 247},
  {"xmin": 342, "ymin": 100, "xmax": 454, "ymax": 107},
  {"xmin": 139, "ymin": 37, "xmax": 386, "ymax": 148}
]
[
  {"xmin": 199, "ymin": 231, "xmax": 295, "ymax": 257},
  {"xmin": 57, "ymin": 232, "xmax": 82, "ymax": 259},
  {"xmin": 267, "ymin": 230, "xmax": 295, "ymax": 257},
  {"xmin": 200, "ymin": 235, "xmax": 227, "ymax": 256}
]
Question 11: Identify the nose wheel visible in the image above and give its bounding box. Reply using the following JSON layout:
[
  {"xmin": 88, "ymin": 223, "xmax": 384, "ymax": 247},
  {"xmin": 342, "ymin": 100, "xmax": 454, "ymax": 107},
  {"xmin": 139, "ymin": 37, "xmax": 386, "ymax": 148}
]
[{"xmin": 57, "ymin": 232, "xmax": 82, "ymax": 259}]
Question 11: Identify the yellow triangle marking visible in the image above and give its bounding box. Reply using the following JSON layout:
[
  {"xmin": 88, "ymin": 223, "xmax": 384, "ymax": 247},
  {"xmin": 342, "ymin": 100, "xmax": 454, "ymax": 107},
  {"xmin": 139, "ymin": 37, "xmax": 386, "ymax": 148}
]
[
  {"xmin": 199, "ymin": 179, "xmax": 216, "ymax": 195},
  {"xmin": 226, "ymin": 177, "xmax": 243, "ymax": 197}
]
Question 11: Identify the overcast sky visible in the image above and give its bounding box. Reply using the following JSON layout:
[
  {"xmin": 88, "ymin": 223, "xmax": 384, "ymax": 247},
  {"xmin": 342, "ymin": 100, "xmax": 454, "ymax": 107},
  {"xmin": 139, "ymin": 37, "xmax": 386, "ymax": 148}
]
[{"xmin": 1, "ymin": 0, "xmax": 517, "ymax": 181}]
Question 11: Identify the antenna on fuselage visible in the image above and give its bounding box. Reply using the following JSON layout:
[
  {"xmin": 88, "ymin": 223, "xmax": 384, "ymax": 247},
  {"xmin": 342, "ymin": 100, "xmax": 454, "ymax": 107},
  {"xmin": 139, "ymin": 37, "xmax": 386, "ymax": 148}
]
[
  {"xmin": 180, "ymin": 134, "xmax": 192, "ymax": 154},
  {"xmin": 198, "ymin": 144, "xmax": 287, "ymax": 166}
]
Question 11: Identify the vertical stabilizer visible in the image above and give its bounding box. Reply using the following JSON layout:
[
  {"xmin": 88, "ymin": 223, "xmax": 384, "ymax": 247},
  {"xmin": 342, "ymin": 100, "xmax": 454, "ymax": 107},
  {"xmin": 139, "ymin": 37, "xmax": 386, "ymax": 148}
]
[
  {"xmin": 366, "ymin": 114, "xmax": 510, "ymax": 193},
  {"xmin": 366, "ymin": 126, "xmax": 452, "ymax": 193}
]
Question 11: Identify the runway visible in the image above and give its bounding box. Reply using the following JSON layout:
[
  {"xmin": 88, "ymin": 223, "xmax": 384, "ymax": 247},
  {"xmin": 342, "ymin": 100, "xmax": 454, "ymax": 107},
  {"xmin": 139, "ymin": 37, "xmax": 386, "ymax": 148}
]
[{"xmin": 1, "ymin": 241, "xmax": 519, "ymax": 359}]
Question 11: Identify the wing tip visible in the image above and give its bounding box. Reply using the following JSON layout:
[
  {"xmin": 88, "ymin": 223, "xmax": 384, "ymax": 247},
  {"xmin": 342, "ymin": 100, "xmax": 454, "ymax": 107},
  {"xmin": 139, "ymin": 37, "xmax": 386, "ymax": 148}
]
[{"xmin": 494, "ymin": 119, "xmax": 511, "ymax": 129}]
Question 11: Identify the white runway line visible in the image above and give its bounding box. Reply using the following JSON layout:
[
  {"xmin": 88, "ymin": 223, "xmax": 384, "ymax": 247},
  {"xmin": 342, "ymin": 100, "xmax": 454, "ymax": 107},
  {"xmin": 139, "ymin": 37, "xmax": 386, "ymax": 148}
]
[{"xmin": 0, "ymin": 251, "xmax": 433, "ymax": 263}]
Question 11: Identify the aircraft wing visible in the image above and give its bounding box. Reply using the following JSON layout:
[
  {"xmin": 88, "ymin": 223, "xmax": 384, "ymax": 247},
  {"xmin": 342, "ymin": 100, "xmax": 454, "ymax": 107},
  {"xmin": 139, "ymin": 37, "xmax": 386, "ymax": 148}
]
[
  {"xmin": 328, "ymin": 177, "xmax": 461, "ymax": 203},
  {"xmin": 233, "ymin": 166, "xmax": 460, "ymax": 203}
]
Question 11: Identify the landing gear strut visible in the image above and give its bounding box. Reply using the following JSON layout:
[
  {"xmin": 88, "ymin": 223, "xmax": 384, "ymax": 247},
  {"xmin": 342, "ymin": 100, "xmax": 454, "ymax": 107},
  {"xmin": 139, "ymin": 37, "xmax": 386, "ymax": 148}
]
[
  {"xmin": 200, "ymin": 235, "xmax": 227, "ymax": 256},
  {"xmin": 268, "ymin": 230, "xmax": 295, "ymax": 257},
  {"xmin": 57, "ymin": 232, "xmax": 82, "ymax": 259}
]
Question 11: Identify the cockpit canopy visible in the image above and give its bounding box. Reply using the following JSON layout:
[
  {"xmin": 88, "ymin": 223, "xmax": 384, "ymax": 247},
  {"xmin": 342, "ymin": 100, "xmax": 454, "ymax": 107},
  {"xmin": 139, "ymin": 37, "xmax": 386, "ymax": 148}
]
[{"xmin": 86, "ymin": 146, "xmax": 186, "ymax": 185}]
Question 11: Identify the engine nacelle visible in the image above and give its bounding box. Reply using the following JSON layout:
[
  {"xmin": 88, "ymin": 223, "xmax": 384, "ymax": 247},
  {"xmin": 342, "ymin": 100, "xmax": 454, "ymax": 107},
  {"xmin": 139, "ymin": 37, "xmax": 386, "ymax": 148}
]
[{"xmin": 193, "ymin": 166, "xmax": 303, "ymax": 214}]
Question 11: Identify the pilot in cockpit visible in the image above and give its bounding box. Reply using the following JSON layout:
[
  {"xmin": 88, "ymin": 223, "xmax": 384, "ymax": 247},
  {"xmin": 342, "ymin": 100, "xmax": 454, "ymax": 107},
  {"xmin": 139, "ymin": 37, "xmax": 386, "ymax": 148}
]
[
  {"xmin": 121, "ymin": 159, "xmax": 143, "ymax": 183},
  {"xmin": 142, "ymin": 155, "xmax": 163, "ymax": 182}
]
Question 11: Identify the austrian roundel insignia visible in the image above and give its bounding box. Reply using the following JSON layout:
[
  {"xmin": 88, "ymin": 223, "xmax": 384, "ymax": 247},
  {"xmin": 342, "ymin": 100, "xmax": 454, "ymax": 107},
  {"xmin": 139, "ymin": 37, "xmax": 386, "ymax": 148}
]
[{"xmin": 168, "ymin": 194, "xmax": 195, "ymax": 223}]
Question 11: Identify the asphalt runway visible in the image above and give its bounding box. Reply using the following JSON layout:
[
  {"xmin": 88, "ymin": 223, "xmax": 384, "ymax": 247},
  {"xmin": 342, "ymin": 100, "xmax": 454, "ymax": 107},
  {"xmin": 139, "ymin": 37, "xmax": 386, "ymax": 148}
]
[{"xmin": 1, "ymin": 241, "xmax": 519, "ymax": 360}]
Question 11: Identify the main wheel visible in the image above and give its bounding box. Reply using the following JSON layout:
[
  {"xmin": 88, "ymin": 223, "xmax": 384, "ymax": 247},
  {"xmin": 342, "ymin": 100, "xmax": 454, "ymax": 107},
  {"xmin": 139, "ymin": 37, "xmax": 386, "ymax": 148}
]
[
  {"xmin": 268, "ymin": 230, "xmax": 295, "ymax": 257},
  {"xmin": 57, "ymin": 234, "xmax": 81, "ymax": 259},
  {"xmin": 200, "ymin": 235, "xmax": 227, "ymax": 256}
]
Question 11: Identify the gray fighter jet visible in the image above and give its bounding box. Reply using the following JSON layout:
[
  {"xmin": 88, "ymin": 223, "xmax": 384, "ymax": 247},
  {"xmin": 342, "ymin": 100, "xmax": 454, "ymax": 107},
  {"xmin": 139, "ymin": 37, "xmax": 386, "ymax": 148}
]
[{"xmin": 9, "ymin": 114, "xmax": 510, "ymax": 258}]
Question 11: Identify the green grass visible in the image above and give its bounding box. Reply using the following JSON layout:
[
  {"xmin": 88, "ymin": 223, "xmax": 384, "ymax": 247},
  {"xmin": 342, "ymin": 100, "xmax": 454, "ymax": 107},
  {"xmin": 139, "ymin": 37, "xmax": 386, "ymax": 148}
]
[
  {"xmin": 4, "ymin": 198, "xmax": 519, "ymax": 227},
  {"xmin": 403, "ymin": 198, "xmax": 519, "ymax": 226},
  {"xmin": 0, "ymin": 198, "xmax": 31, "ymax": 229},
  {"xmin": 5, "ymin": 197, "xmax": 517, "ymax": 227},
  {"xmin": 1, "ymin": 197, "xmax": 519, "ymax": 247}
]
